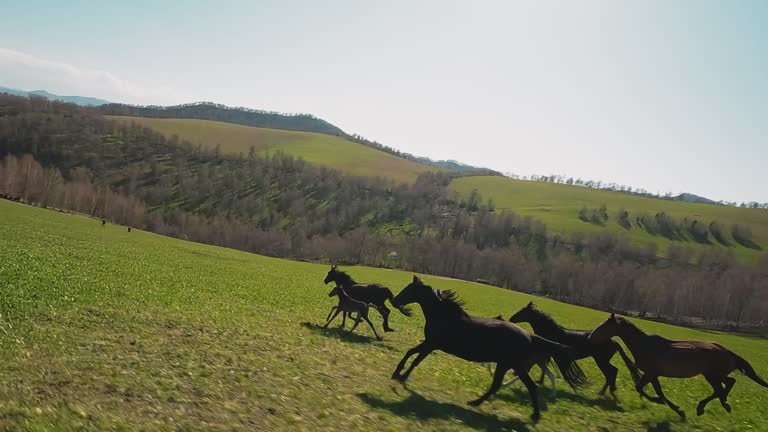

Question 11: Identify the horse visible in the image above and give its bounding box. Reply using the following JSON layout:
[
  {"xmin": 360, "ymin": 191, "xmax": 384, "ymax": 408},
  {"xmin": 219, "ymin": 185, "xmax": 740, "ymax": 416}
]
[
  {"xmin": 323, "ymin": 265, "xmax": 411, "ymax": 332},
  {"xmin": 509, "ymin": 302, "xmax": 640, "ymax": 394},
  {"xmin": 485, "ymin": 314, "xmax": 557, "ymax": 395},
  {"xmin": 323, "ymin": 285, "xmax": 383, "ymax": 340},
  {"xmin": 589, "ymin": 313, "xmax": 768, "ymax": 418},
  {"xmin": 390, "ymin": 275, "xmax": 588, "ymax": 421}
]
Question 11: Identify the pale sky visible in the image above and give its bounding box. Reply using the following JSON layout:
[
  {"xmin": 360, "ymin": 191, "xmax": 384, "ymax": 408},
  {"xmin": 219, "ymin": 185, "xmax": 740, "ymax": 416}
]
[{"xmin": 1, "ymin": 1, "xmax": 766, "ymax": 203}]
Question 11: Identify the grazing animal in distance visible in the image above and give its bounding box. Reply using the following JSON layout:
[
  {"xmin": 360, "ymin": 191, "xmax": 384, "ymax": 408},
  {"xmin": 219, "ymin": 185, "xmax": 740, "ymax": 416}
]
[
  {"xmin": 485, "ymin": 314, "xmax": 557, "ymax": 395},
  {"xmin": 391, "ymin": 276, "xmax": 588, "ymax": 421},
  {"xmin": 324, "ymin": 285, "xmax": 383, "ymax": 340},
  {"xmin": 323, "ymin": 265, "xmax": 411, "ymax": 332},
  {"xmin": 510, "ymin": 302, "xmax": 640, "ymax": 395},
  {"xmin": 589, "ymin": 313, "xmax": 768, "ymax": 418},
  {"xmin": 101, "ymin": 219, "xmax": 106, "ymax": 227}
]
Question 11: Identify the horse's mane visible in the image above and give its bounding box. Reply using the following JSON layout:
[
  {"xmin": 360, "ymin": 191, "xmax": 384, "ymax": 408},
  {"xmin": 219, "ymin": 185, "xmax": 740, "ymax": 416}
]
[
  {"xmin": 617, "ymin": 316, "xmax": 648, "ymax": 335},
  {"xmin": 434, "ymin": 288, "xmax": 469, "ymax": 318},
  {"xmin": 334, "ymin": 270, "xmax": 357, "ymax": 285},
  {"xmin": 528, "ymin": 307, "xmax": 565, "ymax": 330}
]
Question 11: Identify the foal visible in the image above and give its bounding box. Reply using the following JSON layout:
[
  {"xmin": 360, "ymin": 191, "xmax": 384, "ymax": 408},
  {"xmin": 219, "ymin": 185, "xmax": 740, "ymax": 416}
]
[
  {"xmin": 324, "ymin": 265, "xmax": 411, "ymax": 332},
  {"xmin": 589, "ymin": 313, "xmax": 768, "ymax": 418},
  {"xmin": 324, "ymin": 285, "xmax": 383, "ymax": 341},
  {"xmin": 510, "ymin": 302, "xmax": 640, "ymax": 394}
]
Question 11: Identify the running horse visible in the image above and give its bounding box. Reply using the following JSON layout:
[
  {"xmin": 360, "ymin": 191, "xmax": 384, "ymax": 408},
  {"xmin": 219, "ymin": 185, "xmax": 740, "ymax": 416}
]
[
  {"xmin": 509, "ymin": 302, "xmax": 640, "ymax": 394},
  {"xmin": 391, "ymin": 276, "xmax": 588, "ymax": 421},
  {"xmin": 323, "ymin": 265, "xmax": 411, "ymax": 332},
  {"xmin": 589, "ymin": 313, "xmax": 768, "ymax": 418}
]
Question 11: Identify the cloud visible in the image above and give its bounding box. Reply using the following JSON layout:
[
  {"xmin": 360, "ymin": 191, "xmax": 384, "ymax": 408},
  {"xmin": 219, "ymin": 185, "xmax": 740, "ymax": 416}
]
[{"xmin": 0, "ymin": 48, "xmax": 174, "ymax": 104}]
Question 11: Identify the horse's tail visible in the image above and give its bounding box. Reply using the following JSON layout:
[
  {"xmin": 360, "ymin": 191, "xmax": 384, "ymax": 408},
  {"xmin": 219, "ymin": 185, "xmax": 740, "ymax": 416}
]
[
  {"xmin": 385, "ymin": 288, "xmax": 412, "ymax": 317},
  {"xmin": 732, "ymin": 352, "xmax": 768, "ymax": 388},
  {"xmin": 532, "ymin": 335, "xmax": 588, "ymax": 390},
  {"xmin": 612, "ymin": 340, "xmax": 641, "ymax": 386}
]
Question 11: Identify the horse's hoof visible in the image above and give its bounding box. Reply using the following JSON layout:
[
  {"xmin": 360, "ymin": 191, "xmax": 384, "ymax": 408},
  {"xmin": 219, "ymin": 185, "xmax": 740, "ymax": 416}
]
[
  {"xmin": 376, "ymin": 337, "xmax": 384, "ymax": 341},
  {"xmin": 467, "ymin": 399, "xmax": 483, "ymax": 407},
  {"xmin": 391, "ymin": 374, "xmax": 406, "ymax": 383},
  {"xmin": 696, "ymin": 406, "xmax": 705, "ymax": 416},
  {"xmin": 723, "ymin": 403, "xmax": 732, "ymax": 413},
  {"xmin": 677, "ymin": 410, "xmax": 686, "ymax": 420},
  {"xmin": 531, "ymin": 412, "xmax": 541, "ymax": 422},
  {"xmin": 384, "ymin": 328, "xmax": 395, "ymax": 332}
]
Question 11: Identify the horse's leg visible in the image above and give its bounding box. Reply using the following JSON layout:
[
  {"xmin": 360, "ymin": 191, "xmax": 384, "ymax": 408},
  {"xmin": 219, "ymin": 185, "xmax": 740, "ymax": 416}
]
[
  {"xmin": 340, "ymin": 311, "xmax": 347, "ymax": 328},
  {"xmin": 697, "ymin": 375, "xmax": 725, "ymax": 416},
  {"xmin": 594, "ymin": 355, "xmax": 619, "ymax": 395},
  {"xmin": 378, "ymin": 303, "xmax": 394, "ymax": 332},
  {"xmin": 543, "ymin": 360, "xmax": 557, "ymax": 396},
  {"xmin": 361, "ymin": 314, "xmax": 383, "ymax": 340},
  {"xmin": 650, "ymin": 378, "xmax": 685, "ymax": 419},
  {"xmin": 349, "ymin": 313, "xmax": 362, "ymax": 332},
  {"xmin": 719, "ymin": 376, "xmax": 735, "ymax": 413},
  {"xmin": 537, "ymin": 363, "xmax": 546, "ymax": 385},
  {"xmin": 635, "ymin": 373, "xmax": 665, "ymax": 404},
  {"xmin": 519, "ymin": 371, "xmax": 541, "ymax": 422},
  {"xmin": 323, "ymin": 308, "xmax": 342, "ymax": 328},
  {"xmin": 397, "ymin": 347, "xmax": 435, "ymax": 382},
  {"xmin": 325, "ymin": 306, "xmax": 338, "ymax": 322},
  {"xmin": 503, "ymin": 374, "xmax": 522, "ymax": 387},
  {"xmin": 468, "ymin": 363, "xmax": 510, "ymax": 406},
  {"xmin": 392, "ymin": 341, "xmax": 427, "ymax": 380}
]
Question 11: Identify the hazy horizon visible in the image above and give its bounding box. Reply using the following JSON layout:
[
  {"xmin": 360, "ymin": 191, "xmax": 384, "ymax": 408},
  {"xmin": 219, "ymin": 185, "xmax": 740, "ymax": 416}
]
[{"xmin": 1, "ymin": 1, "xmax": 766, "ymax": 203}]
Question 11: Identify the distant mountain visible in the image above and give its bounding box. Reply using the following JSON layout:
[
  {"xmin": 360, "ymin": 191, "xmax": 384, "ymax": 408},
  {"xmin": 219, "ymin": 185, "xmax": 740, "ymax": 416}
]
[
  {"xmin": 0, "ymin": 86, "xmax": 110, "ymax": 106},
  {"xmin": 415, "ymin": 157, "xmax": 501, "ymax": 175},
  {"xmin": 98, "ymin": 102, "xmax": 345, "ymax": 136},
  {"xmin": 673, "ymin": 192, "xmax": 719, "ymax": 205}
]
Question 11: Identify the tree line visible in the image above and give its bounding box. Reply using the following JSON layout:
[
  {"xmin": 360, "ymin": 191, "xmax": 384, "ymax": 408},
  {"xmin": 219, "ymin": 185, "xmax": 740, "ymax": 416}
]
[
  {"xmin": 578, "ymin": 205, "xmax": 760, "ymax": 250},
  {"xmin": 1, "ymin": 93, "xmax": 766, "ymax": 330},
  {"xmin": 520, "ymin": 173, "xmax": 768, "ymax": 209}
]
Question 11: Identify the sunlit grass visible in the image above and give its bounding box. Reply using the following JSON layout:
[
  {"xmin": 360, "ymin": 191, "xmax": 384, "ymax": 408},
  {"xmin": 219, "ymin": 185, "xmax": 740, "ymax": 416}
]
[
  {"xmin": 2, "ymin": 199, "xmax": 767, "ymax": 431},
  {"xmin": 107, "ymin": 116, "xmax": 444, "ymax": 183},
  {"xmin": 452, "ymin": 176, "xmax": 768, "ymax": 261}
]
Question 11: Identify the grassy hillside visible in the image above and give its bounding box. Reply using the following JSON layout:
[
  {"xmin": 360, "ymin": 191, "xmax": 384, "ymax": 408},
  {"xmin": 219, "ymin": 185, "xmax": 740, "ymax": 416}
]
[
  {"xmin": 2, "ymin": 199, "xmax": 768, "ymax": 431},
  {"xmin": 452, "ymin": 176, "xmax": 768, "ymax": 261},
  {"xmin": 108, "ymin": 116, "xmax": 442, "ymax": 183}
]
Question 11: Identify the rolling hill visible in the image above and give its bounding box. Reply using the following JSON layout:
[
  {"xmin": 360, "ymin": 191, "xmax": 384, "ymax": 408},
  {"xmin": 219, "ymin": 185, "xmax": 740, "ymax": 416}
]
[
  {"xmin": 3, "ymin": 198, "xmax": 768, "ymax": 431},
  {"xmin": 99, "ymin": 101, "xmax": 344, "ymax": 135},
  {"xmin": 108, "ymin": 115, "xmax": 444, "ymax": 182},
  {"xmin": 451, "ymin": 176, "xmax": 768, "ymax": 260}
]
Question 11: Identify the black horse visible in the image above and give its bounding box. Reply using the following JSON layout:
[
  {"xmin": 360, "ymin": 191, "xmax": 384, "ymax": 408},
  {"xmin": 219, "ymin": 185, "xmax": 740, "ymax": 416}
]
[
  {"xmin": 323, "ymin": 265, "xmax": 411, "ymax": 332},
  {"xmin": 509, "ymin": 302, "xmax": 641, "ymax": 394},
  {"xmin": 390, "ymin": 276, "xmax": 588, "ymax": 421}
]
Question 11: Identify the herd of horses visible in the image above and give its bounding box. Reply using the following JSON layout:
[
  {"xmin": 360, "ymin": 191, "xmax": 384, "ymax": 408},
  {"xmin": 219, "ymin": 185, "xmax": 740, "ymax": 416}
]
[{"xmin": 321, "ymin": 265, "xmax": 768, "ymax": 422}]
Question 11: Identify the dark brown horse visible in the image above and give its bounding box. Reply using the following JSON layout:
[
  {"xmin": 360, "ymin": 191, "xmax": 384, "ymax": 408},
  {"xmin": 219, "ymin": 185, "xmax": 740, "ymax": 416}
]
[
  {"xmin": 391, "ymin": 276, "xmax": 588, "ymax": 421},
  {"xmin": 589, "ymin": 313, "xmax": 768, "ymax": 418},
  {"xmin": 323, "ymin": 266, "xmax": 411, "ymax": 332},
  {"xmin": 510, "ymin": 302, "xmax": 640, "ymax": 394}
]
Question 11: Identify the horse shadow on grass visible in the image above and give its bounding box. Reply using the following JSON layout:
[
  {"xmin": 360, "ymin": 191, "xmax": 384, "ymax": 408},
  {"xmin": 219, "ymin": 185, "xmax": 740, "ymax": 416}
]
[
  {"xmin": 493, "ymin": 387, "xmax": 625, "ymax": 413},
  {"xmin": 358, "ymin": 388, "xmax": 531, "ymax": 432},
  {"xmin": 642, "ymin": 420, "xmax": 672, "ymax": 432},
  {"xmin": 299, "ymin": 322, "xmax": 398, "ymax": 352}
]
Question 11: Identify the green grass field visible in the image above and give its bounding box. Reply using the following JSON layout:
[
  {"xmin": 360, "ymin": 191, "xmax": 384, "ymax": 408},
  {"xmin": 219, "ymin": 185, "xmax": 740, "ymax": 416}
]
[
  {"xmin": 2, "ymin": 199, "xmax": 767, "ymax": 431},
  {"xmin": 451, "ymin": 176, "xmax": 768, "ymax": 261},
  {"xmin": 107, "ymin": 116, "xmax": 441, "ymax": 183}
]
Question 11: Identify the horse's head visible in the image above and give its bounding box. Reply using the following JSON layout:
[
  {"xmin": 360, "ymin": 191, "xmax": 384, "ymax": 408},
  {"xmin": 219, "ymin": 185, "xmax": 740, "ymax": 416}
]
[
  {"xmin": 392, "ymin": 275, "xmax": 432, "ymax": 307},
  {"xmin": 328, "ymin": 284, "xmax": 340, "ymax": 297},
  {"xmin": 324, "ymin": 265, "xmax": 339, "ymax": 285},
  {"xmin": 588, "ymin": 313, "xmax": 624, "ymax": 344},
  {"xmin": 509, "ymin": 301, "xmax": 537, "ymax": 323}
]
